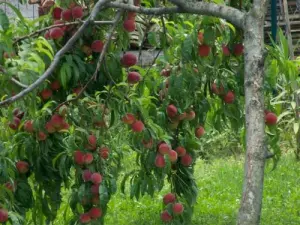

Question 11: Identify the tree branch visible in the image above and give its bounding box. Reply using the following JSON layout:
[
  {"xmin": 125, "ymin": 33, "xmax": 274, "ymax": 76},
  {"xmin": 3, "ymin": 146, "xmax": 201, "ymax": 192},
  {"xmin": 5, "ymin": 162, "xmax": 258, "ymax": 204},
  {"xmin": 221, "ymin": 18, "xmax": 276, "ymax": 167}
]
[
  {"xmin": 13, "ymin": 21, "xmax": 114, "ymax": 44},
  {"xmin": 53, "ymin": 10, "xmax": 123, "ymax": 112},
  {"xmin": 108, "ymin": 1, "xmax": 245, "ymax": 29},
  {"xmin": 0, "ymin": 0, "xmax": 111, "ymax": 107},
  {"xmin": 169, "ymin": 0, "xmax": 245, "ymax": 28},
  {"xmin": 11, "ymin": 78, "xmax": 28, "ymax": 88}
]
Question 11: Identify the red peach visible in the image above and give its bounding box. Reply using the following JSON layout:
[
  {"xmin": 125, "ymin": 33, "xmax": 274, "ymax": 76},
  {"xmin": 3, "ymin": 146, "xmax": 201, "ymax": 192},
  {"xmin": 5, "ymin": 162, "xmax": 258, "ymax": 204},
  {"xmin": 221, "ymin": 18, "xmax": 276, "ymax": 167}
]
[
  {"xmin": 175, "ymin": 146, "xmax": 186, "ymax": 157},
  {"xmin": 122, "ymin": 113, "xmax": 136, "ymax": 124},
  {"xmin": 16, "ymin": 161, "xmax": 29, "ymax": 174},
  {"xmin": 163, "ymin": 193, "xmax": 176, "ymax": 205},
  {"xmin": 88, "ymin": 207, "xmax": 102, "ymax": 219},
  {"xmin": 91, "ymin": 40, "xmax": 104, "ymax": 53},
  {"xmin": 172, "ymin": 203, "xmax": 184, "ymax": 215},
  {"xmin": 91, "ymin": 173, "xmax": 102, "ymax": 184},
  {"xmin": 155, "ymin": 154, "xmax": 165, "ymax": 168},
  {"xmin": 131, "ymin": 120, "xmax": 144, "ymax": 132},
  {"xmin": 180, "ymin": 153, "xmax": 193, "ymax": 167}
]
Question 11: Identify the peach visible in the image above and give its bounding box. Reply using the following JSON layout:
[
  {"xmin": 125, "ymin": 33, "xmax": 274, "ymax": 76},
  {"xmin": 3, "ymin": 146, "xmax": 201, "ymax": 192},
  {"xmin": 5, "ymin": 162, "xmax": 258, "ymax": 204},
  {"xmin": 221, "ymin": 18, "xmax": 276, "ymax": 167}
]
[
  {"xmin": 123, "ymin": 19, "xmax": 136, "ymax": 32},
  {"xmin": 131, "ymin": 120, "xmax": 144, "ymax": 132},
  {"xmin": 79, "ymin": 213, "xmax": 91, "ymax": 224},
  {"xmin": 198, "ymin": 44, "xmax": 210, "ymax": 57},
  {"xmin": 84, "ymin": 153, "xmax": 94, "ymax": 164},
  {"xmin": 24, "ymin": 120, "xmax": 34, "ymax": 133},
  {"xmin": 0, "ymin": 208, "xmax": 8, "ymax": 223},
  {"xmin": 91, "ymin": 40, "xmax": 104, "ymax": 53},
  {"xmin": 72, "ymin": 6, "xmax": 83, "ymax": 19},
  {"xmin": 223, "ymin": 91, "xmax": 235, "ymax": 104},
  {"xmin": 161, "ymin": 210, "xmax": 172, "ymax": 222},
  {"xmin": 168, "ymin": 150, "xmax": 178, "ymax": 162},
  {"xmin": 52, "ymin": 7, "xmax": 63, "ymax": 20},
  {"xmin": 121, "ymin": 53, "xmax": 137, "ymax": 67},
  {"xmin": 37, "ymin": 131, "xmax": 47, "ymax": 141},
  {"xmin": 172, "ymin": 203, "xmax": 184, "ymax": 215},
  {"xmin": 127, "ymin": 72, "xmax": 141, "ymax": 84},
  {"xmin": 163, "ymin": 193, "xmax": 176, "ymax": 205},
  {"xmin": 175, "ymin": 146, "xmax": 186, "ymax": 157},
  {"xmin": 166, "ymin": 104, "xmax": 177, "ymax": 118},
  {"xmin": 74, "ymin": 150, "xmax": 85, "ymax": 165},
  {"xmin": 265, "ymin": 112, "xmax": 277, "ymax": 125},
  {"xmin": 195, "ymin": 126, "xmax": 205, "ymax": 138},
  {"xmin": 158, "ymin": 143, "xmax": 170, "ymax": 155},
  {"xmin": 16, "ymin": 161, "xmax": 29, "ymax": 174},
  {"xmin": 50, "ymin": 80, "xmax": 61, "ymax": 90},
  {"xmin": 40, "ymin": 89, "xmax": 53, "ymax": 100},
  {"xmin": 82, "ymin": 169, "xmax": 92, "ymax": 182},
  {"xmin": 91, "ymin": 173, "xmax": 102, "ymax": 184},
  {"xmin": 155, "ymin": 154, "xmax": 165, "ymax": 168},
  {"xmin": 122, "ymin": 113, "xmax": 136, "ymax": 124},
  {"xmin": 88, "ymin": 207, "xmax": 102, "ymax": 219},
  {"xmin": 222, "ymin": 44, "xmax": 230, "ymax": 56},
  {"xmin": 49, "ymin": 27, "xmax": 64, "ymax": 39},
  {"xmin": 233, "ymin": 43, "xmax": 244, "ymax": 56},
  {"xmin": 180, "ymin": 153, "xmax": 193, "ymax": 167},
  {"xmin": 61, "ymin": 9, "xmax": 72, "ymax": 21}
]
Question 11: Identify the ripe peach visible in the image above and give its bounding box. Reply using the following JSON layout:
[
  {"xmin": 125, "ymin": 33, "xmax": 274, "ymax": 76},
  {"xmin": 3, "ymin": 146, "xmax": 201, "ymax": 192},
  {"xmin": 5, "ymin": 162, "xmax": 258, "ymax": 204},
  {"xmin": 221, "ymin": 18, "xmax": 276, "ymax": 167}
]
[
  {"xmin": 163, "ymin": 193, "xmax": 176, "ymax": 205},
  {"xmin": 88, "ymin": 134, "xmax": 97, "ymax": 148},
  {"xmin": 91, "ymin": 173, "xmax": 102, "ymax": 184},
  {"xmin": 158, "ymin": 143, "xmax": 170, "ymax": 155},
  {"xmin": 61, "ymin": 9, "xmax": 72, "ymax": 21},
  {"xmin": 161, "ymin": 210, "xmax": 172, "ymax": 222},
  {"xmin": 121, "ymin": 53, "xmax": 137, "ymax": 67},
  {"xmin": 180, "ymin": 153, "xmax": 193, "ymax": 167},
  {"xmin": 186, "ymin": 110, "xmax": 195, "ymax": 121},
  {"xmin": 72, "ymin": 6, "xmax": 83, "ymax": 19},
  {"xmin": 127, "ymin": 72, "xmax": 141, "ymax": 84},
  {"xmin": 265, "ymin": 112, "xmax": 277, "ymax": 125},
  {"xmin": 23, "ymin": 120, "xmax": 34, "ymax": 133},
  {"xmin": 91, "ymin": 40, "xmax": 104, "ymax": 53},
  {"xmin": 222, "ymin": 45, "xmax": 230, "ymax": 56},
  {"xmin": 123, "ymin": 19, "xmax": 136, "ymax": 32},
  {"xmin": 195, "ymin": 126, "xmax": 205, "ymax": 138},
  {"xmin": 37, "ymin": 131, "xmax": 47, "ymax": 141},
  {"xmin": 166, "ymin": 104, "xmax": 177, "ymax": 118},
  {"xmin": 9, "ymin": 116, "xmax": 21, "ymax": 130},
  {"xmin": 131, "ymin": 120, "xmax": 144, "ymax": 132},
  {"xmin": 0, "ymin": 208, "xmax": 8, "ymax": 223},
  {"xmin": 172, "ymin": 203, "xmax": 184, "ymax": 215},
  {"xmin": 100, "ymin": 150, "xmax": 109, "ymax": 159},
  {"xmin": 52, "ymin": 7, "xmax": 63, "ymax": 20},
  {"xmin": 122, "ymin": 113, "xmax": 136, "ymax": 124},
  {"xmin": 84, "ymin": 153, "xmax": 94, "ymax": 164},
  {"xmin": 82, "ymin": 169, "xmax": 92, "ymax": 182},
  {"xmin": 79, "ymin": 213, "xmax": 91, "ymax": 224},
  {"xmin": 74, "ymin": 150, "xmax": 85, "ymax": 165},
  {"xmin": 16, "ymin": 161, "xmax": 29, "ymax": 174},
  {"xmin": 223, "ymin": 91, "xmax": 235, "ymax": 104},
  {"xmin": 51, "ymin": 114, "xmax": 64, "ymax": 129},
  {"xmin": 40, "ymin": 89, "xmax": 53, "ymax": 100},
  {"xmin": 45, "ymin": 122, "xmax": 56, "ymax": 133},
  {"xmin": 155, "ymin": 154, "xmax": 165, "ymax": 168},
  {"xmin": 50, "ymin": 80, "xmax": 61, "ymax": 90},
  {"xmin": 175, "ymin": 146, "xmax": 186, "ymax": 157},
  {"xmin": 198, "ymin": 44, "xmax": 210, "ymax": 57},
  {"xmin": 4, "ymin": 181, "xmax": 16, "ymax": 192},
  {"xmin": 89, "ymin": 207, "xmax": 102, "ymax": 219},
  {"xmin": 168, "ymin": 150, "xmax": 178, "ymax": 162},
  {"xmin": 49, "ymin": 27, "xmax": 64, "ymax": 39},
  {"xmin": 233, "ymin": 43, "xmax": 244, "ymax": 56}
]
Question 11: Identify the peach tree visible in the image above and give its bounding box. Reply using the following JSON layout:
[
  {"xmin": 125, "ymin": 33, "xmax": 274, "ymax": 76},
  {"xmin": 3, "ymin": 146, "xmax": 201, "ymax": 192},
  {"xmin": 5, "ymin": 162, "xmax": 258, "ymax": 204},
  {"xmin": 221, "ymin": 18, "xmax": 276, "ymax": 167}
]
[{"xmin": 0, "ymin": 0, "xmax": 281, "ymax": 225}]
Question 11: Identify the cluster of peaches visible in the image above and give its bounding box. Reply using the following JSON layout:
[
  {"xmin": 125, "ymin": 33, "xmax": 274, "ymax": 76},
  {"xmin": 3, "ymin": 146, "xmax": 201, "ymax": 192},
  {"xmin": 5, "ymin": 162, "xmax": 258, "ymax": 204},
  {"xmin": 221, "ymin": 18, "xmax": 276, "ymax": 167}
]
[{"xmin": 73, "ymin": 134, "xmax": 110, "ymax": 223}]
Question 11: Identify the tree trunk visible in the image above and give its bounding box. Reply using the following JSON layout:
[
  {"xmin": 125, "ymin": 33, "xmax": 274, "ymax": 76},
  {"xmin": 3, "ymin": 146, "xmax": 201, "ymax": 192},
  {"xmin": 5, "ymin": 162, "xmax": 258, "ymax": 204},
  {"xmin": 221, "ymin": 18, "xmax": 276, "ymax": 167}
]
[{"xmin": 237, "ymin": 11, "xmax": 267, "ymax": 225}]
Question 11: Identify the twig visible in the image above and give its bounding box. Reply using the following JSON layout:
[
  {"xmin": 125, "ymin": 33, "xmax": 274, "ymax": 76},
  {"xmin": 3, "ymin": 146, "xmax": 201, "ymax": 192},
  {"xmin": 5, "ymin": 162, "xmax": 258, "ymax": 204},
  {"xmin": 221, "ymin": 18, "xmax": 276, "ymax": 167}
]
[
  {"xmin": 53, "ymin": 11, "xmax": 124, "ymax": 112},
  {"xmin": 0, "ymin": 0, "xmax": 111, "ymax": 107},
  {"xmin": 11, "ymin": 78, "xmax": 28, "ymax": 88},
  {"xmin": 0, "ymin": 66, "xmax": 28, "ymax": 88},
  {"xmin": 13, "ymin": 21, "xmax": 114, "ymax": 44}
]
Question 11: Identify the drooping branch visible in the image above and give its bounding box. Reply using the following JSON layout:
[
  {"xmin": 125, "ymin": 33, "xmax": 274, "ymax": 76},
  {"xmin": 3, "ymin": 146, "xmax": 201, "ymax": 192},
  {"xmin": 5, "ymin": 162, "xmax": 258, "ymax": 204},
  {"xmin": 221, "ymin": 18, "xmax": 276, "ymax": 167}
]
[
  {"xmin": 0, "ymin": 0, "xmax": 111, "ymax": 107},
  {"xmin": 53, "ymin": 10, "xmax": 123, "ymax": 112},
  {"xmin": 108, "ymin": 1, "xmax": 245, "ymax": 29},
  {"xmin": 13, "ymin": 20, "xmax": 114, "ymax": 44},
  {"xmin": 0, "ymin": 66, "xmax": 28, "ymax": 88}
]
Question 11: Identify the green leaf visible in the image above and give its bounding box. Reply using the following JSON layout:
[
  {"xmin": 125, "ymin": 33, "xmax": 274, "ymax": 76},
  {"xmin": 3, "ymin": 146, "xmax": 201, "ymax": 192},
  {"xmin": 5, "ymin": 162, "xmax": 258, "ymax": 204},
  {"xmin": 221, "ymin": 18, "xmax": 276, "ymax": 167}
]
[
  {"xmin": 293, "ymin": 122, "xmax": 299, "ymax": 134},
  {"xmin": 181, "ymin": 36, "xmax": 193, "ymax": 61},
  {"xmin": 0, "ymin": 9, "xmax": 9, "ymax": 32}
]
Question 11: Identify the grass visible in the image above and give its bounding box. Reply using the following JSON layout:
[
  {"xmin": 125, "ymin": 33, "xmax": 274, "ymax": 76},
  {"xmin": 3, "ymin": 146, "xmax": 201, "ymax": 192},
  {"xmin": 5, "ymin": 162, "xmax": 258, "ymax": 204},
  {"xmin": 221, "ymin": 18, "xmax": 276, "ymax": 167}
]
[{"xmin": 105, "ymin": 153, "xmax": 300, "ymax": 225}]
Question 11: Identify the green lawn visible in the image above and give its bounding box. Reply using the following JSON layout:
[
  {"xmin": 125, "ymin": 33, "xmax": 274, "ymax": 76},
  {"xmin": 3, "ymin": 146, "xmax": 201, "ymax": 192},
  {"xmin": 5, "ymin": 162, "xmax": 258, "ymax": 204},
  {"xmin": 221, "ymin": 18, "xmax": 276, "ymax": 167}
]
[{"xmin": 105, "ymin": 153, "xmax": 300, "ymax": 225}]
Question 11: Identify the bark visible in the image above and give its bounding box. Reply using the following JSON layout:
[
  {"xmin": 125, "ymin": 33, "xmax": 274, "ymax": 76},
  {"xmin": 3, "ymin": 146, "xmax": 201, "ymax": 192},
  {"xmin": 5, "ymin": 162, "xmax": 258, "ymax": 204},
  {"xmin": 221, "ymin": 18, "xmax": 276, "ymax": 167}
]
[{"xmin": 237, "ymin": 5, "xmax": 268, "ymax": 225}]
